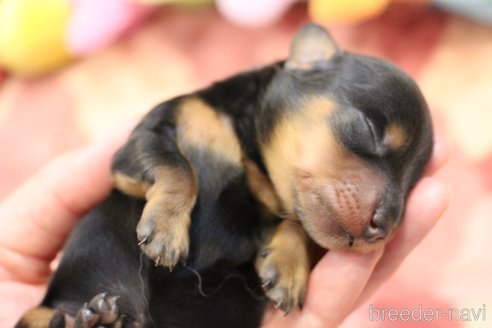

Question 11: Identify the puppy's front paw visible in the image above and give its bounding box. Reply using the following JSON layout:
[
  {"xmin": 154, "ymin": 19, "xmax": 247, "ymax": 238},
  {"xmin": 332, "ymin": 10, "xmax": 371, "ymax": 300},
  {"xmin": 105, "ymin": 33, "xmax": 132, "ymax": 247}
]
[
  {"xmin": 256, "ymin": 222, "xmax": 310, "ymax": 315},
  {"xmin": 137, "ymin": 200, "xmax": 190, "ymax": 270},
  {"xmin": 257, "ymin": 247, "xmax": 308, "ymax": 315}
]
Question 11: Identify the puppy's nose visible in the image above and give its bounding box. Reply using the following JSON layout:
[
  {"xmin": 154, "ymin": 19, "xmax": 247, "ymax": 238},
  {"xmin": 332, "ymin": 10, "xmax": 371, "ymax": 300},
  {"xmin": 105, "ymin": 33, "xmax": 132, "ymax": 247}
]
[{"xmin": 364, "ymin": 215, "xmax": 389, "ymax": 243}]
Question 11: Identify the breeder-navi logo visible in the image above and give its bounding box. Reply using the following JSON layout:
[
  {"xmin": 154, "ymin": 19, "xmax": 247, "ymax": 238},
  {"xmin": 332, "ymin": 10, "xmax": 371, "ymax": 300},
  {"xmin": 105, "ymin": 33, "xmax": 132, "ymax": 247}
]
[{"xmin": 369, "ymin": 304, "xmax": 487, "ymax": 322}]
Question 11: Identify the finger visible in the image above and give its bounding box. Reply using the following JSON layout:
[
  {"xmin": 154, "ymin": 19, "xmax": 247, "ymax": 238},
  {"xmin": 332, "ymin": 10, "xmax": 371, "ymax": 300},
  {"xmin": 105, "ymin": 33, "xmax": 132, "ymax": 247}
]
[
  {"xmin": 354, "ymin": 177, "xmax": 449, "ymax": 307},
  {"xmin": 262, "ymin": 248, "xmax": 384, "ymax": 328},
  {"xmin": 425, "ymin": 136, "xmax": 449, "ymax": 176},
  {"xmin": 0, "ymin": 127, "xmax": 132, "ymax": 283}
]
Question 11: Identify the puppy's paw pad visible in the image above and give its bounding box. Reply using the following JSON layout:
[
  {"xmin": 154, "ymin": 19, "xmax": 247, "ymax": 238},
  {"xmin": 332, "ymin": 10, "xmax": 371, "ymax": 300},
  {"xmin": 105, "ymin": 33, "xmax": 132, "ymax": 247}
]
[
  {"xmin": 257, "ymin": 248, "xmax": 308, "ymax": 315},
  {"xmin": 75, "ymin": 293, "xmax": 120, "ymax": 327}
]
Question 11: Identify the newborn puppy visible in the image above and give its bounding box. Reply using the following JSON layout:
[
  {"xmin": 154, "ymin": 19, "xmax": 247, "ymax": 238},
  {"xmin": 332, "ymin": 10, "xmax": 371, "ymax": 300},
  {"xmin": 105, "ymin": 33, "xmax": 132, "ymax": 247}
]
[{"xmin": 17, "ymin": 23, "xmax": 433, "ymax": 328}]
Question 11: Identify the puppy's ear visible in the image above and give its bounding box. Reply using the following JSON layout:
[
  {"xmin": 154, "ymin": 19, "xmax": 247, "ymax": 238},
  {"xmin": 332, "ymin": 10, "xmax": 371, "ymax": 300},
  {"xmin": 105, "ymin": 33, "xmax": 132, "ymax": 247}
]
[{"xmin": 285, "ymin": 23, "xmax": 339, "ymax": 70}]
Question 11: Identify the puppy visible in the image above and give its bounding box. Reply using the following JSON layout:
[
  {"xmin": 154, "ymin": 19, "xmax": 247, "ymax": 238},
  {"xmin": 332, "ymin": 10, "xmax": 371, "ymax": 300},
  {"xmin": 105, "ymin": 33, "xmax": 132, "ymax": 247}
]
[{"xmin": 17, "ymin": 23, "xmax": 433, "ymax": 328}]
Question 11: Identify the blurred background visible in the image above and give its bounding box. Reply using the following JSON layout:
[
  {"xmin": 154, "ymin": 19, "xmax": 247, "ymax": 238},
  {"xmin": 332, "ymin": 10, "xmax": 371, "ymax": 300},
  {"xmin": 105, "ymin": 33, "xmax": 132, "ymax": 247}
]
[{"xmin": 0, "ymin": 0, "xmax": 491, "ymax": 327}]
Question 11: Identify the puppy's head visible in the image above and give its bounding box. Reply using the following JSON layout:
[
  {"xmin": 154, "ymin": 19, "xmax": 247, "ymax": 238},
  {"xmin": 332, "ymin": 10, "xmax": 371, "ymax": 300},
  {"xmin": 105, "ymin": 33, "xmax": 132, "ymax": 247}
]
[{"xmin": 259, "ymin": 24, "xmax": 433, "ymax": 252}]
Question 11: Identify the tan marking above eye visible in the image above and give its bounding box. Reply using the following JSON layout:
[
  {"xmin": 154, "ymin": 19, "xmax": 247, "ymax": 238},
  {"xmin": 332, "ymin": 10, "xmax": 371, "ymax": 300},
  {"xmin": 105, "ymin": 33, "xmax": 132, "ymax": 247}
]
[
  {"xmin": 383, "ymin": 124, "xmax": 408, "ymax": 150},
  {"xmin": 176, "ymin": 97, "xmax": 242, "ymax": 165}
]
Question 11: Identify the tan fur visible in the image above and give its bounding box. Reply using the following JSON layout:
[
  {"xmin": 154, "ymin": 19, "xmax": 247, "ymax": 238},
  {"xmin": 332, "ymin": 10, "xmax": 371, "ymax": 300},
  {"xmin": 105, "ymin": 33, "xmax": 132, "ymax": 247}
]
[
  {"xmin": 384, "ymin": 123, "xmax": 408, "ymax": 150},
  {"xmin": 138, "ymin": 166, "xmax": 198, "ymax": 268},
  {"xmin": 261, "ymin": 97, "xmax": 337, "ymax": 213},
  {"xmin": 176, "ymin": 97, "xmax": 242, "ymax": 165},
  {"xmin": 111, "ymin": 172, "xmax": 150, "ymax": 198},
  {"xmin": 144, "ymin": 166, "xmax": 198, "ymax": 229},
  {"xmin": 148, "ymin": 166, "xmax": 198, "ymax": 201},
  {"xmin": 256, "ymin": 220, "xmax": 310, "ymax": 309},
  {"xmin": 16, "ymin": 307, "xmax": 57, "ymax": 328},
  {"xmin": 243, "ymin": 158, "xmax": 283, "ymax": 216}
]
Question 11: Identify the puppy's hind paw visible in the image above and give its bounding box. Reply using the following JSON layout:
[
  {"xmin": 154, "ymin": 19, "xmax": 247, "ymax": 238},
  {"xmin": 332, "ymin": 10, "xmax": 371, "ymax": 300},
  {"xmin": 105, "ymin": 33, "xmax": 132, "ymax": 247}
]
[{"xmin": 74, "ymin": 293, "xmax": 121, "ymax": 328}]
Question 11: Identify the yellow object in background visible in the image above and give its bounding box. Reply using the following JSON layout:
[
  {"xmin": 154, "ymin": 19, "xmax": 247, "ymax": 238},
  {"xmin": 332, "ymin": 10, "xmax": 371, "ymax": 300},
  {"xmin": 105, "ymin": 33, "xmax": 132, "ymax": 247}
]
[
  {"xmin": 309, "ymin": 0, "xmax": 392, "ymax": 24},
  {"xmin": 0, "ymin": 0, "xmax": 71, "ymax": 76}
]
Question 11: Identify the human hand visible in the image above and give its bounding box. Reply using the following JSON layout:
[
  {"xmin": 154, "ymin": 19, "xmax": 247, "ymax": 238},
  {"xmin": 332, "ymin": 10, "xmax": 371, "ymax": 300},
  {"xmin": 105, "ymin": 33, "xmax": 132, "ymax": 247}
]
[
  {"xmin": 0, "ymin": 130, "xmax": 448, "ymax": 328},
  {"xmin": 0, "ymin": 130, "xmax": 129, "ymax": 327},
  {"xmin": 261, "ymin": 139, "xmax": 449, "ymax": 328}
]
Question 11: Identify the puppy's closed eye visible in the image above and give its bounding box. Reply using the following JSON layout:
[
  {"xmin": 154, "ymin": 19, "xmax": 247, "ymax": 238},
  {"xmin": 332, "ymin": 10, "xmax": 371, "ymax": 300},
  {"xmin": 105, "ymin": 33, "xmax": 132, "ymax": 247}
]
[{"xmin": 331, "ymin": 108, "xmax": 383, "ymax": 157}]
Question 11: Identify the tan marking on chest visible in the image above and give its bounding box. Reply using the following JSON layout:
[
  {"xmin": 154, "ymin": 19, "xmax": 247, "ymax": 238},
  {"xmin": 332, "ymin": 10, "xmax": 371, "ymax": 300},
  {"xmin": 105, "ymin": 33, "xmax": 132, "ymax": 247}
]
[{"xmin": 243, "ymin": 158, "xmax": 283, "ymax": 216}]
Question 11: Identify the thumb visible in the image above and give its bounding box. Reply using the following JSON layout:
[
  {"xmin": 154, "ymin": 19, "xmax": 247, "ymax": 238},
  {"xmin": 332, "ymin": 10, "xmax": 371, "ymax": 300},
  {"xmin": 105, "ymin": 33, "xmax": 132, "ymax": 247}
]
[{"xmin": 0, "ymin": 129, "xmax": 128, "ymax": 283}]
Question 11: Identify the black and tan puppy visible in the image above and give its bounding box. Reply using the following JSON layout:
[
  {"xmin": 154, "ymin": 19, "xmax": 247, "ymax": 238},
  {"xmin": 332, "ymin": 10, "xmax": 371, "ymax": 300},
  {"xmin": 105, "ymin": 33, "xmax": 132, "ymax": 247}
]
[{"xmin": 17, "ymin": 24, "xmax": 433, "ymax": 328}]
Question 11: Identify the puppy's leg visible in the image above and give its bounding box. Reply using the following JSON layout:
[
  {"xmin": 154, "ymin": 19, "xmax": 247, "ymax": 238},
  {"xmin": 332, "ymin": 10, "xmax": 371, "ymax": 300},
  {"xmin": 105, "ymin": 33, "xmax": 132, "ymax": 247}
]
[
  {"xmin": 245, "ymin": 158, "xmax": 309, "ymax": 314},
  {"xmin": 111, "ymin": 103, "xmax": 198, "ymax": 269},
  {"xmin": 256, "ymin": 220, "xmax": 310, "ymax": 315},
  {"xmin": 122, "ymin": 164, "xmax": 197, "ymax": 269}
]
